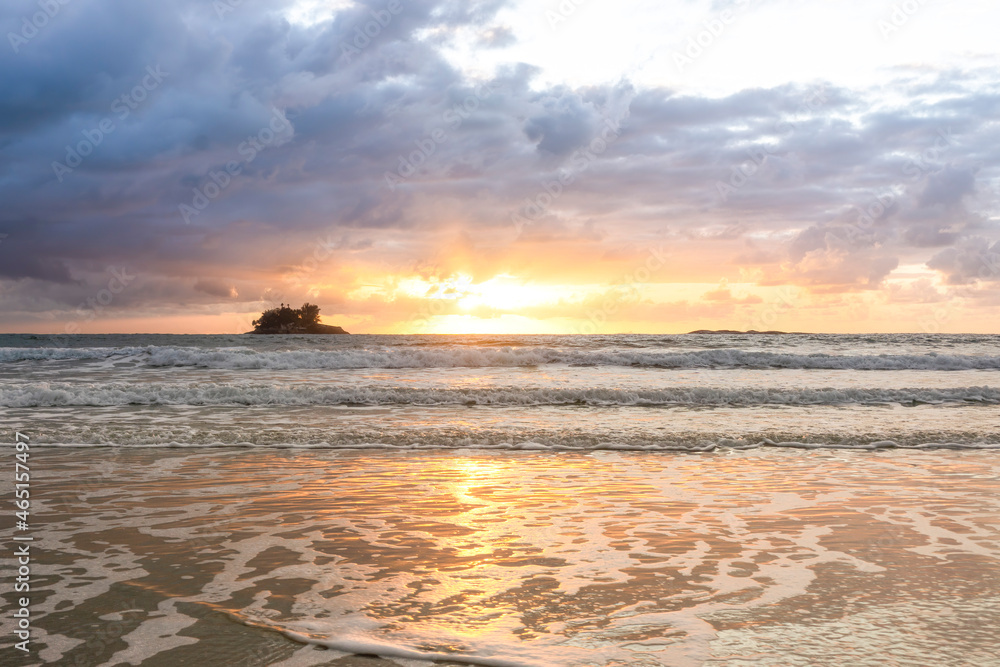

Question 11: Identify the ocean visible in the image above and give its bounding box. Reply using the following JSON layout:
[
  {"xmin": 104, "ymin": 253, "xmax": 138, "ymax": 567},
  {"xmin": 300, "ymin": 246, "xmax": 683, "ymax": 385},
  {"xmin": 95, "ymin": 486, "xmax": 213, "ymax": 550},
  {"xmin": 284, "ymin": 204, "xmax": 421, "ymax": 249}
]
[{"xmin": 3, "ymin": 333, "xmax": 999, "ymax": 666}]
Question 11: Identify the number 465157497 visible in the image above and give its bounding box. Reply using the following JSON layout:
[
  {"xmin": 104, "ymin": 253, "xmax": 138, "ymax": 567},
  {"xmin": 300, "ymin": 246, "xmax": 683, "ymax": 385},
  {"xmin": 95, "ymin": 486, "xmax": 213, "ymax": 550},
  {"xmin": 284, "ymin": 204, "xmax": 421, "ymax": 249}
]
[{"xmin": 15, "ymin": 432, "xmax": 30, "ymax": 523}]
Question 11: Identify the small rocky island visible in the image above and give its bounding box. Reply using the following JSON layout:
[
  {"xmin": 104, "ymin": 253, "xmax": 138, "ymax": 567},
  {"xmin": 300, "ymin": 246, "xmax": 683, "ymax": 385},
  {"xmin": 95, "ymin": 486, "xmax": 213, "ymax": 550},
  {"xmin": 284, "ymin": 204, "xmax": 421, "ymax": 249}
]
[{"xmin": 248, "ymin": 303, "xmax": 348, "ymax": 334}]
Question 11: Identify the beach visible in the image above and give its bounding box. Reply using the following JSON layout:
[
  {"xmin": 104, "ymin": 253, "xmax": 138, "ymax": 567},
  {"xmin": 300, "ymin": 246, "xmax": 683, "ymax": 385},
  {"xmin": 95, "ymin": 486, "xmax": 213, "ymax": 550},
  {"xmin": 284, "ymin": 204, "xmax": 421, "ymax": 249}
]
[
  {"xmin": 3, "ymin": 333, "xmax": 1000, "ymax": 665},
  {"xmin": 17, "ymin": 447, "xmax": 1000, "ymax": 666}
]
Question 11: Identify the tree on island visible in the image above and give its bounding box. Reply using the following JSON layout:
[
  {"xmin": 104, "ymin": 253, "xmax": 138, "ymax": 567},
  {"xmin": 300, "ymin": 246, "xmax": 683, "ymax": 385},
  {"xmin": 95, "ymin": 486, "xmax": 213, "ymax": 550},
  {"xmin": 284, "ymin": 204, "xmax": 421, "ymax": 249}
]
[{"xmin": 250, "ymin": 303, "xmax": 348, "ymax": 334}]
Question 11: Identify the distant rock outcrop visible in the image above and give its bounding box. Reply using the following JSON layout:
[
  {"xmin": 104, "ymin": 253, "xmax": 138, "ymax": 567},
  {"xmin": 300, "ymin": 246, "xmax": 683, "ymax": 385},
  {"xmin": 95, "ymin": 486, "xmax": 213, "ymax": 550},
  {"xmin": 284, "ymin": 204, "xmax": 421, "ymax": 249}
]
[
  {"xmin": 688, "ymin": 329, "xmax": 791, "ymax": 335},
  {"xmin": 247, "ymin": 303, "xmax": 349, "ymax": 334}
]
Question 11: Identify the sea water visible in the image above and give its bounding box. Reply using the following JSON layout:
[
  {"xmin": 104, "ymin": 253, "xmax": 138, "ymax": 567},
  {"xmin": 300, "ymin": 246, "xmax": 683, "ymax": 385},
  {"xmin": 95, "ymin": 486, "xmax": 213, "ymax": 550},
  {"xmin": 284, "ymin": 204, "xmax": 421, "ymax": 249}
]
[
  {"xmin": 2, "ymin": 333, "xmax": 999, "ymax": 666},
  {"xmin": 3, "ymin": 333, "xmax": 999, "ymax": 450}
]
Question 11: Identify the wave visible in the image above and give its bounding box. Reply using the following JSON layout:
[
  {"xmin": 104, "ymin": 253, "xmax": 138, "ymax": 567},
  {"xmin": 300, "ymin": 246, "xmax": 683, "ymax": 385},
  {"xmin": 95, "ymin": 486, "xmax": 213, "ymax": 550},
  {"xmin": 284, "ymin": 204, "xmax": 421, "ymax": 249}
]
[
  {"xmin": 3, "ymin": 382, "xmax": 998, "ymax": 407},
  {"xmin": 5, "ymin": 345, "xmax": 1000, "ymax": 370},
  {"xmin": 19, "ymin": 437, "xmax": 1000, "ymax": 452},
  {"xmin": 0, "ymin": 346, "xmax": 152, "ymax": 362}
]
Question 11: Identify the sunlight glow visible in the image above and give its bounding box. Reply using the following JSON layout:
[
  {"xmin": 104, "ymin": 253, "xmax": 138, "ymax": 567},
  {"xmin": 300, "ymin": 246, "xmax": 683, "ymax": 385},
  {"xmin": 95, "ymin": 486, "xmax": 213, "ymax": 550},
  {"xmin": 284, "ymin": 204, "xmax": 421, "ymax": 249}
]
[
  {"xmin": 283, "ymin": 0, "xmax": 354, "ymax": 27},
  {"xmin": 392, "ymin": 273, "xmax": 578, "ymax": 311}
]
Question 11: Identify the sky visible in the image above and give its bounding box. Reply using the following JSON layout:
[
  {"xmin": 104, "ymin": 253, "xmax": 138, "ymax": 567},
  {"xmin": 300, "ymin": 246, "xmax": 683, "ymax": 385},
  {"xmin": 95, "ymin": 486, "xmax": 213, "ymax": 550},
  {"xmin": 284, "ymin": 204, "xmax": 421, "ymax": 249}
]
[{"xmin": 1, "ymin": 0, "xmax": 999, "ymax": 334}]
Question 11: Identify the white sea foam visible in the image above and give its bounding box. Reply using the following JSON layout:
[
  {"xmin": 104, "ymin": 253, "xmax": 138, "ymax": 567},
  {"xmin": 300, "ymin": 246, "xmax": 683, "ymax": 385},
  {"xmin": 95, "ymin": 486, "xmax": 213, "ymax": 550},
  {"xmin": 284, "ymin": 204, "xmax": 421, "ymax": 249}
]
[
  {"xmin": 0, "ymin": 346, "xmax": 151, "ymax": 362},
  {"xmin": 18, "ymin": 438, "xmax": 1000, "ymax": 452},
  {"xmin": 3, "ymin": 382, "xmax": 998, "ymax": 407},
  {"xmin": 141, "ymin": 347, "xmax": 1000, "ymax": 370},
  {"xmin": 28, "ymin": 447, "xmax": 1000, "ymax": 666},
  {"xmin": 5, "ymin": 336, "xmax": 998, "ymax": 452},
  {"xmin": 4, "ymin": 345, "xmax": 1000, "ymax": 370}
]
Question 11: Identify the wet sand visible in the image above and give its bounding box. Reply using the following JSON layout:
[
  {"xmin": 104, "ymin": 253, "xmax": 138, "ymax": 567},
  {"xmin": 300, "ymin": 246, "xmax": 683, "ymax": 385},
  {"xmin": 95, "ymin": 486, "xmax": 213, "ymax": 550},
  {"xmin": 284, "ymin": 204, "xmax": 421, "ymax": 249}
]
[{"xmin": 8, "ymin": 447, "xmax": 1000, "ymax": 666}]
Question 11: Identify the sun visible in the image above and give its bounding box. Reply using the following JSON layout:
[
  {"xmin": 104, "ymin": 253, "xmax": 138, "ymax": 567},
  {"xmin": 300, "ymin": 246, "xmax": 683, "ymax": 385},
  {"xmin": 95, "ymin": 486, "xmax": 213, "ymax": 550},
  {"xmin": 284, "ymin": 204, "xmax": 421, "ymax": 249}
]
[
  {"xmin": 369, "ymin": 272, "xmax": 586, "ymax": 334},
  {"xmin": 455, "ymin": 274, "xmax": 556, "ymax": 311},
  {"xmin": 390, "ymin": 272, "xmax": 568, "ymax": 312}
]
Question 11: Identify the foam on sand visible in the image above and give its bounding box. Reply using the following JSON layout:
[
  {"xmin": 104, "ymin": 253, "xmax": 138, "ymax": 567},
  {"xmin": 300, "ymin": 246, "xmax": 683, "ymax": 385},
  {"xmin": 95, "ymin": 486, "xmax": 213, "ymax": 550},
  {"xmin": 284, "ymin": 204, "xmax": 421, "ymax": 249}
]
[{"xmin": 25, "ymin": 447, "xmax": 1000, "ymax": 666}]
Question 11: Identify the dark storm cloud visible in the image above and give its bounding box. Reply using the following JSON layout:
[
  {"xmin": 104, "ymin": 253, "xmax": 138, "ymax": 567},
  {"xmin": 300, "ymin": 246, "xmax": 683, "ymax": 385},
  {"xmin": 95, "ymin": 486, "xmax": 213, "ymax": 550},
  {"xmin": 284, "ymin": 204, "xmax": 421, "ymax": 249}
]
[
  {"xmin": 0, "ymin": 252, "xmax": 73, "ymax": 283},
  {"xmin": 0, "ymin": 0, "xmax": 998, "ymax": 325}
]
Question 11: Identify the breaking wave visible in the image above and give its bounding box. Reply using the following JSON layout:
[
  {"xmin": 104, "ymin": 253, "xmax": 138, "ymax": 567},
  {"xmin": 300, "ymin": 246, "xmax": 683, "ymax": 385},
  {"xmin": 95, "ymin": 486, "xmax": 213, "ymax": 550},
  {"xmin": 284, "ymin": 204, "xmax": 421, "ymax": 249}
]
[
  {"xmin": 4, "ymin": 346, "xmax": 1000, "ymax": 371},
  {"xmin": 4, "ymin": 382, "xmax": 999, "ymax": 407}
]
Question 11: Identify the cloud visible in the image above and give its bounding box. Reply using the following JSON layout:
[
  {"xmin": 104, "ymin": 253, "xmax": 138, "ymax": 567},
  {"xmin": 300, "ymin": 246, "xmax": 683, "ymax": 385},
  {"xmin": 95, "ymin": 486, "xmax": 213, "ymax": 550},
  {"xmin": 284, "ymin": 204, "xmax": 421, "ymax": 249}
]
[
  {"xmin": 919, "ymin": 165, "xmax": 977, "ymax": 208},
  {"xmin": 927, "ymin": 237, "xmax": 1000, "ymax": 285},
  {"xmin": 194, "ymin": 279, "xmax": 239, "ymax": 299},
  {"xmin": 0, "ymin": 0, "xmax": 998, "ymax": 331},
  {"xmin": 478, "ymin": 25, "xmax": 516, "ymax": 48},
  {"xmin": 701, "ymin": 280, "xmax": 763, "ymax": 304},
  {"xmin": 883, "ymin": 279, "xmax": 948, "ymax": 304},
  {"xmin": 0, "ymin": 248, "xmax": 73, "ymax": 283}
]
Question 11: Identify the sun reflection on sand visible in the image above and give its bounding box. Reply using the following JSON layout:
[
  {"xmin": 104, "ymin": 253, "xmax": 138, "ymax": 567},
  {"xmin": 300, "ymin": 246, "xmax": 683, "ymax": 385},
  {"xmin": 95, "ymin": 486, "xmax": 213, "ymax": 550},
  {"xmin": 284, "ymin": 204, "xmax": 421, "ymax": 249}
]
[{"xmin": 27, "ymin": 447, "xmax": 1000, "ymax": 666}]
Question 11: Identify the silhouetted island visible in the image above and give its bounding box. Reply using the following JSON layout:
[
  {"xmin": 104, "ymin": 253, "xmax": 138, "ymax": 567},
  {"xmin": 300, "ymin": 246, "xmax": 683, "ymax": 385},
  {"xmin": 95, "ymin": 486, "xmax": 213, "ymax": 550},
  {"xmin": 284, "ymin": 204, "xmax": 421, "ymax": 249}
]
[
  {"xmin": 688, "ymin": 329, "xmax": 791, "ymax": 335},
  {"xmin": 247, "ymin": 303, "xmax": 348, "ymax": 334}
]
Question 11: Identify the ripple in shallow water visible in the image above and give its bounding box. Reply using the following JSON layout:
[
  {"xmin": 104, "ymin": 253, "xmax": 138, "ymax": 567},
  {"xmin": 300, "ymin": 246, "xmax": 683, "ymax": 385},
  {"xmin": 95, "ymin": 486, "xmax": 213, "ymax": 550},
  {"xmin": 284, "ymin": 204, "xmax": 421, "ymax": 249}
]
[{"xmin": 23, "ymin": 447, "xmax": 1000, "ymax": 667}]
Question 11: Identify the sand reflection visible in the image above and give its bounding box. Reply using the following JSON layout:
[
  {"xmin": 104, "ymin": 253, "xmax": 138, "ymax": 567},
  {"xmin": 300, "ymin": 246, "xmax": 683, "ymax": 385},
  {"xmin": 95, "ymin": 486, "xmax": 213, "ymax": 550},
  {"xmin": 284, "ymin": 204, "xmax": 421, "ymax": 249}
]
[{"xmin": 22, "ymin": 448, "xmax": 1000, "ymax": 666}]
